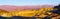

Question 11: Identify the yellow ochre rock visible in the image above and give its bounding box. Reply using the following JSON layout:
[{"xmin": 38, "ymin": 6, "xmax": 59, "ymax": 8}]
[{"xmin": 0, "ymin": 7, "xmax": 55, "ymax": 18}]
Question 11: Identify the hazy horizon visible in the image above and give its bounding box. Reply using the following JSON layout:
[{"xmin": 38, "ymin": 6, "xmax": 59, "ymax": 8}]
[{"xmin": 0, "ymin": 0, "xmax": 60, "ymax": 6}]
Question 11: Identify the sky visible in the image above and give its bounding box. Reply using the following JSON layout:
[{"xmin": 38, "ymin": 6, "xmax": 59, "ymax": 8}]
[{"xmin": 0, "ymin": 0, "xmax": 60, "ymax": 5}]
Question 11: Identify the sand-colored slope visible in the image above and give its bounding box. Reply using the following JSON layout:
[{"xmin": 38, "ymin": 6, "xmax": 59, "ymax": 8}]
[{"xmin": 0, "ymin": 5, "xmax": 57, "ymax": 18}]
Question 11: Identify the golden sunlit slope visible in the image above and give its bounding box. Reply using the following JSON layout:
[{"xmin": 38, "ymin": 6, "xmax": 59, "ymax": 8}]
[
  {"xmin": 0, "ymin": 5, "xmax": 60, "ymax": 19},
  {"xmin": 0, "ymin": 6, "xmax": 54, "ymax": 18},
  {"xmin": 15, "ymin": 10, "xmax": 37, "ymax": 17}
]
